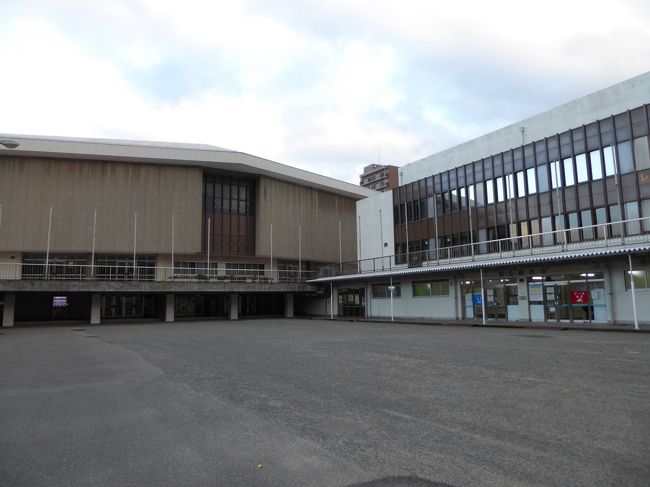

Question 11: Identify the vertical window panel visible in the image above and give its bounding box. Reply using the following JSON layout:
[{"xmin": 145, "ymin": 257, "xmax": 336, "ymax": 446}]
[
  {"xmin": 563, "ymin": 158, "xmax": 575, "ymax": 186},
  {"xmin": 537, "ymin": 164, "xmax": 549, "ymax": 193},
  {"xmin": 575, "ymin": 154, "xmax": 589, "ymax": 183},
  {"xmin": 618, "ymin": 141, "xmax": 634, "ymax": 174},
  {"xmin": 590, "ymin": 150, "xmax": 603, "ymax": 180},
  {"xmin": 634, "ymin": 136, "xmax": 650, "ymax": 170},
  {"xmin": 526, "ymin": 167, "xmax": 537, "ymax": 194},
  {"xmin": 603, "ymin": 146, "xmax": 616, "ymax": 176},
  {"xmin": 516, "ymin": 171, "xmax": 526, "ymax": 197}
]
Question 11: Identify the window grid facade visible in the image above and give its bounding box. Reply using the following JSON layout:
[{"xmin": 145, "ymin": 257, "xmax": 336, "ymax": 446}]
[{"xmin": 393, "ymin": 105, "xmax": 650, "ymax": 260}]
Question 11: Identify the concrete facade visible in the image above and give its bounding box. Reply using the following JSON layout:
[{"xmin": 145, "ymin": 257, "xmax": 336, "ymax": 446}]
[
  {"xmin": 321, "ymin": 72, "xmax": 650, "ymax": 327},
  {"xmin": 0, "ymin": 156, "xmax": 203, "ymax": 254},
  {"xmin": 0, "ymin": 135, "xmax": 371, "ymax": 325},
  {"xmin": 256, "ymin": 176, "xmax": 358, "ymax": 263}
]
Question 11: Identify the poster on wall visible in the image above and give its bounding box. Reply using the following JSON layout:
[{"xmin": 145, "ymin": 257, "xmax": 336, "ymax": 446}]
[
  {"xmin": 570, "ymin": 290, "xmax": 589, "ymax": 304},
  {"xmin": 528, "ymin": 283, "xmax": 544, "ymax": 302}
]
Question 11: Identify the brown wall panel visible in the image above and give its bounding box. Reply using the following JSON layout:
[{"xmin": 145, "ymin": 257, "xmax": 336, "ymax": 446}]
[
  {"xmin": 0, "ymin": 156, "xmax": 203, "ymax": 254},
  {"xmin": 255, "ymin": 176, "xmax": 357, "ymax": 263}
]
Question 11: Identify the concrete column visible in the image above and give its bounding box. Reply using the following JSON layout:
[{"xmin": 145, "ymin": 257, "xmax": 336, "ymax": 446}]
[
  {"xmin": 229, "ymin": 294, "xmax": 239, "ymax": 320},
  {"xmin": 165, "ymin": 294, "xmax": 175, "ymax": 322},
  {"xmin": 2, "ymin": 293, "xmax": 15, "ymax": 327},
  {"xmin": 604, "ymin": 261, "xmax": 615, "ymax": 324},
  {"xmin": 517, "ymin": 278, "xmax": 530, "ymax": 321},
  {"xmin": 284, "ymin": 293, "xmax": 294, "ymax": 318},
  {"xmin": 90, "ymin": 294, "xmax": 101, "ymax": 325}
]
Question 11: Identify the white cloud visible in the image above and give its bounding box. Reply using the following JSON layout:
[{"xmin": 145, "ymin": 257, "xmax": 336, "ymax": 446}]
[{"xmin": 0, "ymin": 0, "xmax": 648, "ymax": 184}]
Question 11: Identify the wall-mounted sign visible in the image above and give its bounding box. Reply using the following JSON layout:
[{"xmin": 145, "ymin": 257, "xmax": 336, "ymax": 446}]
[
  {"xmin": 528, "ymin": 282, "xmax": 544, "ymax": 302},
  {"xmin": 571, "ymin": 290, "xmax": 589, "ymax": 304},
  {"xmin": 52, "ymin": 296, "xmax": 68, "ymax": 308}
]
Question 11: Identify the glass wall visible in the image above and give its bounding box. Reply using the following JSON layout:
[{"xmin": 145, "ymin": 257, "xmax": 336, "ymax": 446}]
[{"xmin": 203, "ymin": 174, "xmax": 256, "ymax": 256}]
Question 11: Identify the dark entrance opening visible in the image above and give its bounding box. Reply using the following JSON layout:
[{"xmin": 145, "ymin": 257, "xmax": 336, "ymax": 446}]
[
  {"xmin": 14, "ymin": 293, "xmax": 91, "ymax": 323},
  {"xmin": 240, "ymin": 294, "xmax": 284, "ymax": 317},
  {"xmin": 101, "ymin": 295, "xmax": 164, "ymax": 321},
  {"xmin": 175, "ymin": 294, "xmax": 228, "ymax": 319}
]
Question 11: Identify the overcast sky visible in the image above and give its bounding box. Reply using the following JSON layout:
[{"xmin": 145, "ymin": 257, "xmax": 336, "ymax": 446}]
[{"xmin": 1, "ymin": 0, "xmax": 649, "ymax": 183}]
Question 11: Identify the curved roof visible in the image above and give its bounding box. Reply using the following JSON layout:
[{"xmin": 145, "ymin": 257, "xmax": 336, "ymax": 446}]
[{"xmin": 0, "ymin": 133, "xmax": 376, "ymax": 200}]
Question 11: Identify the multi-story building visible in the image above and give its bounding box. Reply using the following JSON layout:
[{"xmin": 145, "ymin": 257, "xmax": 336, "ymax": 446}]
[
  {"xmin": 360, "ymin": 163, "xmax": 399, "ymax": 192},
  {"xmin": 314, "ymin": 72, "xmax": 650, "ymax": 326},
  {"xmin": 0, "ymin": 136, "xmax": 374, "ymax": 326}
]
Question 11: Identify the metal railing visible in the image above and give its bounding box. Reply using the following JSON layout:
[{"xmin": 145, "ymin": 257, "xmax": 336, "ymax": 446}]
[
  {"xmin": 318, "ymin": 216, "xmax": 650, "ymax": 277},
  {"xmin": 0, "ymin": 263, "xmax": 318, "ymax": 283}
]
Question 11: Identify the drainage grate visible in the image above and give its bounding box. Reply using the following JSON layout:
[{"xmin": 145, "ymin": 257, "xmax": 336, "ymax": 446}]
[
  {"xmin": 348, "ymin": 477, "xmax": 457, "ymax": 487},
  {"xmin": 71, "ymin": 328, "xmax": 86, "ymax": 331},
  {"xmin": 514, "ymin": 334, "xmax": 554, "ymax": 339}
]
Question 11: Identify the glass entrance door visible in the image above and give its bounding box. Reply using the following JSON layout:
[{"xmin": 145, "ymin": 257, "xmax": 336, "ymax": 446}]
[
  {"xmin": 338, "ymin": 288, "xmax": 366, "ymax": 317},
  {"xmin": 539, "ymin": 274, "xmax": 606, "ymax": 323}
]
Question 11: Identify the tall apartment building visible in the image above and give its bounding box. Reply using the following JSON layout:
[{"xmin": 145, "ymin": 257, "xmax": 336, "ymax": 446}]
[
  {"xmin": 314, "ymin": 72, "xmax": 650, "ymax": 326},
  {"xmin": 360, "ymin": 164, "xmax": 399, "ymax": 192}
]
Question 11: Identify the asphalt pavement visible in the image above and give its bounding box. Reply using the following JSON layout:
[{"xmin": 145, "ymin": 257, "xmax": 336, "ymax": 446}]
[{"xmin": 1, "ymin": 319, "xmax": 649, "ymax": 486}]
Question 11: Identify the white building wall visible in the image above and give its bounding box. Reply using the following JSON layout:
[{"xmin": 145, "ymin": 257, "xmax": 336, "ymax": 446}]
[
  {"xmin": 401, "ymin": 71, "xmax": 650, "ymax": 184},
  {"xmin": 609, "ymin": 258, "xmax": 650, "ymax": 325},
  {"xmin": 356, "ymin": 191, "xmax": 395, "ymax": 270},
  {"xmin": 365, "ymin": 278, "xmax": 456, "ymax": 320}
]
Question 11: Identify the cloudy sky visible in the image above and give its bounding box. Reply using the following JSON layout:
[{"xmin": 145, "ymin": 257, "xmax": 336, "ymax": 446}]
[{"xmin": 1, "ymin": 0, "xmax": 648, "ymax": 183}]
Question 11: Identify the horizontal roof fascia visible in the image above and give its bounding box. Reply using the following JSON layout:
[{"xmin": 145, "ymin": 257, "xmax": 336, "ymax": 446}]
[{"xmin": 0, "ymin": 134, "xmax": 376, "ymax": 200}]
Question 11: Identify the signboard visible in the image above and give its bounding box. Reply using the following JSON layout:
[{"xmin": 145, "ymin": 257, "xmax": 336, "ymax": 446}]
[
  {"xmin": 571, "ymin": 290, "xmax": 589, "ymax": 304},
  {"xmin": 52, "ymin": 296, "xmax": 68, "ymax": 308},
  {"xmin": 528, "ymin": 282, "xmax": 544, "ymax": 302},
  {"xmin": 473, "ymin": 293, "xmax": 483, "ymax": 305}
]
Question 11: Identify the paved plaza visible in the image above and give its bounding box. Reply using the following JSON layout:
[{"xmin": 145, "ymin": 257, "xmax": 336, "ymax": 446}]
[{"xmin": 1, "ymin": 319, "xmax": 649, "ymax": 486}]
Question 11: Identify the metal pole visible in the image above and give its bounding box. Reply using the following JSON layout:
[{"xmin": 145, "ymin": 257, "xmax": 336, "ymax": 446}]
[
  {"xmin": 338, "ymin": 219, "xmax": 342, "ymax": 271},
  {"xmin": 468, "ymin": 195, "xmax": 475, "ymax": 259},
  {"xmin": 390, "ymin": 276, "xmax": 394, "ymax": 322},
  {"xmin": 133, "ymin": 212, "xmax": 137, "ymax": 278},
  {"xmin": 171, "ymin": 214, "xmax": 175, "ymax": 276},
  {"xmin": 45, "ymin": 205, "xmax": 53, "ymax": 277},
  {"xmin": 330, "ymin": 281, "xmax": 334, "ymax": 319},
  {"xmin": 434, "ymin": 194, "xmax": 440, "ymax": 264},
  {"xmin": 405, "ymin": 204, "xmax": 410, "ymax": 265},
  {"xmin": 628, "ymin": 253, "xmax": 639, "ymax": 330},
  {"xmin": 207, "ymin": 217, "xmax": 211, "ymax": 277},
  {"xmin": 379, "ymin": 209, "xmax": 384, "ymax": 270},
  {"xmin": 358, "ymin": 215, "xmax": 361, "ymax": 273},
  {"xmin": 480, "ymin": 267, "xmax": 486, "ymax": 325},
  {"xmin": 554, "ymin": 161, "xmax": 566, "ymax": 247},
  {"xmin": 612, "ymin": 146, "xmax": 625, "ymax": 240},
  {"xmin": 91, "ymin": 209, "xmax": 97, "ymax": 277},
  {"xmin": 298, "ymin": 223, "xmax": 302, "ymax": 281},
  {"xmin": 270, "ymin": 222, "xmax": 273, "ymax": 281}
]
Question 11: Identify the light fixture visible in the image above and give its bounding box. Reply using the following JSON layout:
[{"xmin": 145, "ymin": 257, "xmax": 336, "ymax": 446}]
[{"xmin": 0, "ymin": 139, "xmax": 20, "ymax": 149}]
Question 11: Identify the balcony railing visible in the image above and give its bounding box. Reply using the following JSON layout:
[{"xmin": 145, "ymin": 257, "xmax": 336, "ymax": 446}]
[
  {"xmin": 318, "ymin": 217, "xmax": 650, "ymax": 278},
  {"xmin": 0, "ymin": 263, "xmax": 318, "ymax": 283}
]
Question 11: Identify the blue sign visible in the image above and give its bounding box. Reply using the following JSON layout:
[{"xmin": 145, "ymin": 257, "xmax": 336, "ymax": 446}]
[{"xmin": 473, "ymin": 293, "xmax": 483, "ymax": 305}]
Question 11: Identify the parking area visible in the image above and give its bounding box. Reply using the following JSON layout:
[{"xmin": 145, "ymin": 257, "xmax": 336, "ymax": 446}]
[{"xmin": 1, "ymin": 319, "xmax": 649, "ymax": 486}]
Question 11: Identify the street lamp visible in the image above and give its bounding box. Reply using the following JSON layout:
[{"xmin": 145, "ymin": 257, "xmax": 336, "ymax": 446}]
[{"xmin": 0, "ymin": 139, "xmax": 20, "ymax": 149}]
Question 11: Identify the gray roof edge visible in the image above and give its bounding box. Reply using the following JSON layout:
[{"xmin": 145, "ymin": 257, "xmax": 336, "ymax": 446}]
[
  {"xmin": 308, "ymin": 244, "xmax": 650, "ymax": 283},
  {"xmin": 0, "ymin": 133, "xmax": 376, "ymax": 200}
]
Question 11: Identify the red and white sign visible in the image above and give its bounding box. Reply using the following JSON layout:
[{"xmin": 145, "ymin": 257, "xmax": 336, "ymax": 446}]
[{"xmin": 571, "ymin": 290, "xmax": 589, "ymax": 304}]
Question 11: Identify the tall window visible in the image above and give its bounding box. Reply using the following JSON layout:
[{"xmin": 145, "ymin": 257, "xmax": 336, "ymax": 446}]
[{"xmin": 203, "ymin": 174, "xmax": 256, "ymax": 256}]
